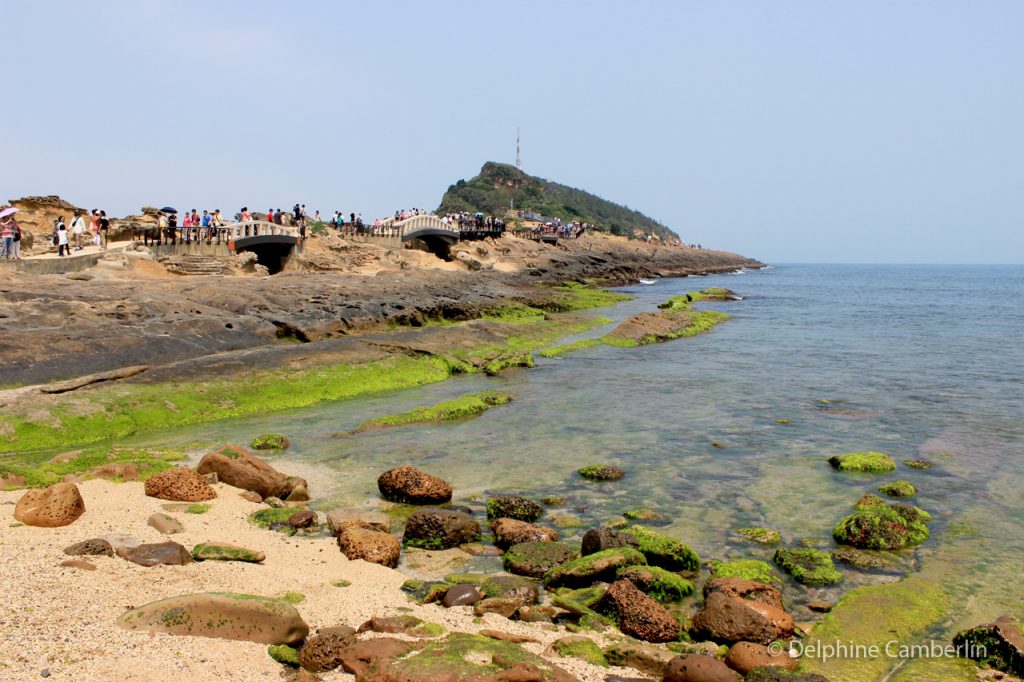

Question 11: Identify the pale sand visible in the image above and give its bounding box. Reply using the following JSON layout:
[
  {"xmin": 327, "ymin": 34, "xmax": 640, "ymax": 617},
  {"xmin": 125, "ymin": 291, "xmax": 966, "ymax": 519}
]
[{"xmin": 0, "ymin": 479, "xmax": 648, "ymax": 681}]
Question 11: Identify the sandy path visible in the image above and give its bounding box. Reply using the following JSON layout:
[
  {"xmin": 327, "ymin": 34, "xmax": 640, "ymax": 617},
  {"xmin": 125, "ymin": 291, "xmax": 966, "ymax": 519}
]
[{"xmin": 0, "ymin": 479, "xmax": 642, "ymax": 681}]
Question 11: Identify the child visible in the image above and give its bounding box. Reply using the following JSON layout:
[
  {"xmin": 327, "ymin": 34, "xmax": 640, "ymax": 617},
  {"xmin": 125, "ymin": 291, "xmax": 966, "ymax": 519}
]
[{"xmin": 57, "ymin": 217, "xmax": 70, "ymax": 256}]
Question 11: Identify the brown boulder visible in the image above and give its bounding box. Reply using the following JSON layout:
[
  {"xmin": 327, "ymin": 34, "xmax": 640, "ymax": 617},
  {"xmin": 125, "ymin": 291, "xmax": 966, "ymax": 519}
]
[
  {"xmin": 725, "ymin": 642, "xmax": 797, "ymax": 675},
  {"xmin": 14, "ymin": 482, "xmax": 85, "ymax": 527},
  {"xmin": 118, "ymin": 541, "xmax": 192, "ymax": 567},
  {"xmin": 703, "ymin": 577, "xmax": 784, "ymax": 609},
  {"xmin": 377, "ymin": 465, "xmax": 452, "ymax": 504},
  {"xmin": 196, "ymin": 444, "xmax": 305, "ymax": 499},
  {"xmin": 64, "ymin": 538, "xmax": 114, "ymax": 556},
  {"xmin": 402, "ymin": 508, "xmax": 481, "ymax": 549},
  {"xmin": 691, "ymin": 591, "xmax": 793, "ymax": 646},
  {"xmin": 492, "ymin": 518, "xmax": 558, "ymax": 549},
  {"xmin": 296, "ymin": 625, "xmax": 357, "ymax": 673},
  {"xmin": 473, "ymin": 597, "xmax": 524, "ymax": 618},
  {"xmin": 337, "ymin": 638, "xmax": 422, "ymax": 677},
  {"xmin": 288, "ymin": 509, "xmax": 318, "ymax": 529},
  {"xmin": 147, "ymin": 512, "xmax": 184, "ymax": 534},
  {"xmin": 665, "ymin": 654, "xmax": 741, "ymax": 682},
  {"xmin": 337, "ymin": 526, "xmax": 401, "ymax": 568},
  {"xmin": 143, "ymin": 467, "xmax": 216, "ymax": 502},
  {"xmin": 601, "ymin": 579, "xmax": 680, "ymax": 643},
  {"xmin": 443, "ymin": 584, "xmax": 484, "ymax": 608}
]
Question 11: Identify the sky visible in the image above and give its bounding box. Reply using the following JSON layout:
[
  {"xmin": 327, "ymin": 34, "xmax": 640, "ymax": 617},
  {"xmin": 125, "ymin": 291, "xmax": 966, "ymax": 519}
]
[{"xmin": 2, "ymin": 1, "xmax": 1022, "ymax": 263}]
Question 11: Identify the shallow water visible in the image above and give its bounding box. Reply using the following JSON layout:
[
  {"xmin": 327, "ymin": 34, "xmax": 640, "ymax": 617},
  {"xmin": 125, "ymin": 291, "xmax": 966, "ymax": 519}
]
[{"xmin": 134, "ymin": 264, "xmax": 1024, "ymax": 623}]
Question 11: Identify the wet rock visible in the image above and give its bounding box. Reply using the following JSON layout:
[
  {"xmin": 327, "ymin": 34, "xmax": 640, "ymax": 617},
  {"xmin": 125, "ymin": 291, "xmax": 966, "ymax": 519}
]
[
  {"xmin": 326, "ymin": 508, "xmax": 391, "ymax": 534},
  {"xmin": 664, "ymin": 654, "xmax": 741, "ymax": 681},
  {"xmin": 197, "ymin": 445, "xmax": 305, "ymax": 500},
  {"xmin": 832, "ymin": 498, "xmax": 931, "ymax": 549},
  {"xmin": 191, "ymin": 542, "xmax": 265, "ymax": 562},
  {"xmin": 402, "ymin": 508, "xmax": 480, "ymax": 549},
  {"xmin": 479, "ymin": 575, "xmax": 540, "ymax": 603},
  {"xmin": 336, "ymin": 637, "xmax": 422, "ymax": 677},
  {"xmin": 743, "ymin": 671, "xmax": 831, "ymax": 682},
  {"xmin": 626, "ymin": 525, "xmax": 700, "ymax": 571},
  {"xmin": 702, "ymin": 578, "xmax": 784, "ymax": 609},
  {"xmin": 903, "ymin": 459, "xmax": 935, "ymax": 470},
  {"xmin": 473, "ymin": 597, "xmax": 524, "ymax": 618},
  {"xmin": 117, "ymin": 592, "xmax": 309, "ymax": 645},
  {"xmin": 144, "ymin": 467, "xmax": 216, "ymax": 502},
  {"xmin": 486, "ymin": 495, "xmax": 544, "ymax": 522},
  {"xmin": 377, "ymin": 465, "xmax": 452, "ymax": 504},
  {"xmin": 827, "ymin": 451, "xmax": 896, "ymax": 472},
  {"xmin": 581, "ymin": 527, "xmax": 639, "ymax": 556},
  {"xmin": 285, "ymin": 482, "xmax": 310, "ymax": 502},
  {"xmin": 709, "ymin": 559, "xmax": 781, "ymax": 586},
  {"xmin": 578, "ymin": 465, "xmax": 625, "ymax": 481},
  {"xmin": 118, "ymin": 541, "xmax": 192, "ymax": 567},
  {"xmin": 878, "ymin": 480, "xmax": 917, "ymax": 498},
  {"xmin": 492, "ymin": 517, "xmax": 558, "ymax": 548},
  {"xmin": 544, "ymin": 547, "xmax": 646, "ymax": 588},
  {"xmin": 724, "ymin": 642, "xmax": 797, "ymax": 675},
  {"xmin": 64, "ymin": 538, "xmax": 114, "ymax": 556},
  {"xmin": 617, "ymin": 564, "xmax": 694, "ymax": 602},
  {"xmin": 691, "ymin": 591, "xmax": 793, "ymax": 645},
  {"xmin": 735, "ymin": 527, "xmax": 782, "ymax": 545},
  {"xmin": 251, "ymin": 433, "xmax": 289, "ymax": 450},
  {"xmin": 337, "ymin": 526, "xmax": 400, "ymax": 567},
  {"xmin": 443, "ymin": 584, "xmax": 483, "ymax": 607},
  {"xmin": 296, "ymin": 624, "xmax": 358, "ymax": 672},
  {"xmin": 808, "ymin": 599, "xmax": 833, "ymax": 612},
  {"xmin": 603, "ymin": 641, "xmax": 676, "ymax": 675},
  {"xmin": 547, "ymin": 635, "xmax": 608, "ymax": 666},
  {"xmin": 600, "ymin": 579, "xmax": 680, "ymax": 642},
  {"xmin": 14, "ymin": 482, "xmax": 85, "ymax": 527},
  {"xmin": 59, "ymin": 559, "xmax": 96, "ymax": 570},
  {"xmin": 953, "ymin": 615, "xmax": 1024, "ymax": 676},
  {"xmin": 830, "ymin": 546, "xmax": 891, "ymax": 570},
  {"xmin": 287, "ymin": 509, "xmax": 317, "ymax": 529},
  {"xmin": 91, "ymin": 463, "xmax": 140, "ymax": 481},
  {"xmin": 502, "ymin": 541, "xmax": 577, "ymax": 578},
  {"xmin": 519, "ymin": 605, "xmax": 558, "ymax": 623},
  {"xmin": 147, "ymin": 512, "xmax": 184, "ymax": 534},
  {"xmin": 773, "ymin": 548, "xmax": 842, "ymax": 585},
  {"xmin": 623, "ymin": 508, "xmax": 667, "ymax": 523}
]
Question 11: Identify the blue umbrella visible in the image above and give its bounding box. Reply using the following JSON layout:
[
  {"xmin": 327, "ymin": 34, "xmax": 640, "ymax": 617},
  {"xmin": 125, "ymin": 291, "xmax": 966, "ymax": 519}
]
[{"xmin": 160, "ymin": 206, "xmax": 177, "ymax": 213}]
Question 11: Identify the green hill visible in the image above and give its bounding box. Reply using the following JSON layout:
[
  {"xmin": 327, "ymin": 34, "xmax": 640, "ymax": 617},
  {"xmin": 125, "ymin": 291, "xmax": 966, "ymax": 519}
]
[{"xmin": 437, "ymin": 162, "xmax": 679, "ymax": 241}]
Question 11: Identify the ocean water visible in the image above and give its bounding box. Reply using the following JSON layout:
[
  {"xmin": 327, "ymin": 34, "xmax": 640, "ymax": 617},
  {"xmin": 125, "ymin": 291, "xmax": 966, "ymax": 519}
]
[{"xmin": 142, "ymin": 263, "xmax": 1024, "ymax": 628}]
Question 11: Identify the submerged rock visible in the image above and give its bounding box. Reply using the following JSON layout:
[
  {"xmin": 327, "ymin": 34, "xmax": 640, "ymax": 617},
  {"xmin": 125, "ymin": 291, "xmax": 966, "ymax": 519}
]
[
  {"xmin": 827, "ymin": 451, "xmax": 896, "ymax": 473},
  {"xmin": 878, "ymin": 480, "xmax": 918, "ymax": 497},
  {"xmin": 773, "ymin": 548, "xmax": 842, "ymax": 585},
  {"xmin": 833, "ymin": 499, "xmax": 931, "ymax": 549},
  {"xmin": 251, "ymin": 433, "xmax": 289, "ymax": 450},
  {"xmin": 903, "ymin": 458, "xmax": 936, "ymax": 470},
  {"xmin": 486, "ymin": 495, "xmax": 544, "ymax": 522},
  {"xmin": 117, "ymin": 592, "xmax": 309, "ymax": 645},
  {"xmin": 735, "ymin": 527, "xmax": 782, "ymax": 545},
  {"xmin": 377, "ymin": 465, "xmax": 452, "ymax": 505},
  {"xmin": 578, "ymin": 465, "xmax": 625, "ymax": 481},
  {"xmin": 14, "ymin": 482, "xmax": 85, "ymax": 527}
]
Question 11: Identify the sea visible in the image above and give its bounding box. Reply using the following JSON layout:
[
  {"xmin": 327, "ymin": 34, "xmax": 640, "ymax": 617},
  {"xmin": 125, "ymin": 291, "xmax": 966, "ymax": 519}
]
[{"xmin": 137, "ymin": 263, "xmax": 1024, "ymax": 632}]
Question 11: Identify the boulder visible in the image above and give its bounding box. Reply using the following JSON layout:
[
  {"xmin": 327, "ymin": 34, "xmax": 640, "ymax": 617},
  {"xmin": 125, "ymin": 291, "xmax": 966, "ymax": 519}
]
[
  {"xmin": 64, "ymin": 538, "xmax": 114, "ymax": 556},
  {"xmin": 833, "ymin": 499, "xmax": 931, "ymax": 549},
  {"xmin": 703, "ymin": 578, "xmax": 784, "ymax": 610},
  {"xmin": 288, "ymin": 509, "xmax": 318, "ymax": 529},
  {"xmin": 581, "ymin": 527, "xmax": 639, "ymax": 556},
  {"xmin": 377, "ymin": 465, "xmax": 452, "ymax": 504},
  {"xmin": 337, "ymin": 526, "xmax": 401, "ymax": 567},
  {"xmin": 486, "ymin": 495, "xmax": 544, "ymax": 522},
  {"xmin": 118, "ymin": 541, "xmax": 192, "ymax": 567},
  {"xmin": 402, "ymin": 508, "xmax": 481, "ymax": 549},
  {"xmin": 599, "ymin": 579, "xmax": 679, "ymax": 642},
  {"xmin": 117, "ymin": 592, "xmax": 309, "ymax": 645},
  {"xmin": 953, "ymin": 615, "xmax": 1024, "ymax": 676},
  {"xmin": 196, "ymin": 445, "xmax": 305, "ymax": 499},
  {"xmin": 473, "ymin": 597, "xmax": 524, "ymax": 618},
  {"xmin": 773, "ymin": 548, "xmax": 842, "ymax": 585},
  {"xmin": 617, "ymin": 564, "xmax": 694, "ymax": 602},
  {"xmin": 664, "ymin": 654, "xmax": 741, "ymax": 682},
  {"xmin": 326, "ymin": 508, "xmax": 391, "ymax": 534},
  {"xmin": 443, "ymin": 584, "xmax": 484, "ymax": 608},
  {"xmin": 725, "ymin": 642, "xmax": 798, "ymax": 675},
  {"xmin": 192, "ymin": 543, "xmax": 265, "ymax": 563},
  {"xmin": 691, "ymin": 591, "xmax": 793, "ymax": 645},
  {"xmin": 147, "ymin": 512, "xmax": 184, "ymax": 534},
  {"xmin": 626, "ymin": 525, "xmax": 700, "ymax": 571},
  {"xmin": 14, "ymin": 482, "xmax": 85, "ymax": 527},
  {"xmin": 543, "ymin": 547, "xmax": 646, "ymax": 588},
  {"xmin": 144, "ymin": 467, "xmax": 216, "ymax": 502},
  {"xmin": 296, "ymin": 625, "xmax": 358, "ymax": 672},
  {"xmin": 492, "ymin": 518, "xmax": 558, "ymax": 548},
  {"xmin": 335, "ymin": 638, "xmax": 422, "ymax": 677},
  {"xmin": 503, "ymin": 541, "xmax": 577, "ymax": 578}
]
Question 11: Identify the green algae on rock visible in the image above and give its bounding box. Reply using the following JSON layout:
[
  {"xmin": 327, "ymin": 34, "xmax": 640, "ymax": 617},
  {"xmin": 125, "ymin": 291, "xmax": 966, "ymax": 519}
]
[
  {"xmin": 578, "ymin": 464, "xmax": 625, "ymax": 481},
  {"xmin": 251, "ymin": 433, "xmax": 289, "ymax": 450},
  {"xmin": 0, "ymin": 446, "xmax": 185, "ymax": 490},
  {"xmin": 486, "ymin": 495, "xmax": 544, "ymax": 522},
  {"xmin": 247, "ymin": 507, "xmax": 298, "ymax": 530},
  {"xmin": 267, "ymin": 644, "xmax": 299, "ymax": 666},
  {"xmin": 709, "ymin": 559, "xmax": 782, "ymax": 586},
  {"xmin": 623, "ymin": 508, "xmax": 666, "ymax": 523},
  {"xmin": 543, "ymin": 547, "xmax": 647, "ymax": 588},
  {"xmin": 345, "ymin": 391, "xmax": 513, "ymax": 435},
  {"xmin": 626, "ymin": 525, "xmax": 700, "ymax": 572},
  {"xmin": 736, "ymin": 527, "xmax": 782, "ymax": 545},
  {"xmin": 833, "ymin": 499, "xmax": 932, "ymax": 550},
  {"xmin": 617, "ymin": 564, "xmax": 695, "ymax": 602},
  {"xmin": 879, "ymin": 480, "xmax": 918, "ymax": 498},
  {"xmin": 773, "ymin": 548, "xmax": 843, "ymax": 585},
  {"xmin": 503, "ymin": 541, "xmax": 577, "ymax": 578},
  {"xmin": 828, "ymin": 451, "xmax": 897, "ymax": 473},
  {"xmin": 192, "ymin": 543, "xmax": 265, "ymax": 563},
  {"xmin": 550, "ymin": 636, "xmax": 608, "ymax": 667},
  {"xmin": 904, "ymin": 459, "xmax": 936, "ymax": 470},
  {"xmin": 952, "ymin": 615, "xmax": 1024, "ymax": 676}
]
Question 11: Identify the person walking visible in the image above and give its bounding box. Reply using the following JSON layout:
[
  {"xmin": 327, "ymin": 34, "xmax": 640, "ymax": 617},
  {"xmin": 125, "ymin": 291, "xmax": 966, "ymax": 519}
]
[
  {"xmin": 11, "ymin": 218, "xmax": 21, "ymax": 259},
  {"xmin": 0, "ymin": 216, "xmax": 14, "ymax": 259},
  {"xmin": 56, "ymin": 217, "xmax": 70, "ymax": 256},
  {"xmin": 98, "ymin": 210, "xmax": 109, "ymax": 250},
  {"xmin": 70, "ymin": 212, "xmax": 87, "ymax": 250},
  {"xmin": 90, "ymin": 210, "xmax": 101, "ymax": 247}
]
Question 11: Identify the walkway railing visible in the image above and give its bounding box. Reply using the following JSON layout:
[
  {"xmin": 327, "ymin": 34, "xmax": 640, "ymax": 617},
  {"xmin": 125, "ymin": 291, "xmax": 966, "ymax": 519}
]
[{"xmin": 222, "ymin": 220, "xmax": 300, "ymax": 240}]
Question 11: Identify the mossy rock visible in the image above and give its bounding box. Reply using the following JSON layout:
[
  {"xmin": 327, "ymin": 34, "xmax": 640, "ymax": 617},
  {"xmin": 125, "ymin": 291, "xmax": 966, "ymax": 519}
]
[
  {"xmin": 709, "ymin": 559, "xmax": 782, "ymax": 586},
  {"xmin": 267, "ymin": 644, "xmax": 299, "ymax": 666},
  {"xmin": 623, "ymin": 508, "xmax": 666, "ymax": 523},
  {"xmin": 828, "ymin": 452, "xmax": 897, "ymax": 473},
  {"xmin": 486, "ymin": 495, "xmax": 543, "ymax": 522},
  {"xmin": 543, "ymin": 547, "xmax": 646, "ymax": 588},
  {"xmin": 626, "ymin": 525, "xmax": 700, "ymax": 572},
  {"xmin": 383, "ymin": 632, "xmax": 574, "ymax": 680},
  {"xmin": 251, "ymin": 433, "xmax": 289, "ymax": 450},
  {"xmin": 578, "ymin": 465, "xmax": 624, "ymax": 482},
  {"xmin": 248, "ymin": 507, "xmax": 298, "ymax": 530},
  {"xmin": 833, "ymin": 500, "xmax": 931, "ymax": 550},
  {"xmin": 554, "ymin": 585, "xmax": 607, "ymax": 609},
  {"xmin": 617, "ymin": 564, "xmax": 694, "ymax": 602},
  {"xmin": 736, "ymin": 527, "xmax": 782, "ymax": 545},
  {"xmin": 541, "ymin": 495, "xmax": 566, "ymax": 506},
  {"xmin": 401, "ymin": 579, "xmax": 454, "ymax": 604},
  {"xmin": 192, "ymin": 543, "xmax": 265, "ymax": 563},
  {"xmin": 503, "ymin": 541, "xmax": 577, "ymax": 578},
  {"xmin": 550, "ymin": 636, "xmax": 608, "ymax": 666},
  {"xmin": 878, "ymin": 480, "xmax": 918, "ymax": 498},
  {"xmin": 186, "ymin": 503, "xmax": 211, "ymax": 514},
  {"xmin": 276, "ymin": 591, "xmax": 305, "ymax": 604},
  {"xmin": 831, "ymin": 547, "xmax": 893, "ymax": 570},
  {"xmin": 773, "ymin": 548, "xmax": 843, "ymax": 585},
  {"xmin": 903, "ymin": 459, "xmax": 935, "ymax": 470},
  {"xmin": 952, "ymin": 616, "xmax": 1024, "ymax": 676}
]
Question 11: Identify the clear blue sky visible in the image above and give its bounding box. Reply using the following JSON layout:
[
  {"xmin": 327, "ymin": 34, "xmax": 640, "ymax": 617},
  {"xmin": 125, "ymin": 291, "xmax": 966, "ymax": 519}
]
[{"xmin": 2, "ymin": 1, "xmax": 1021, "ymax": 263}]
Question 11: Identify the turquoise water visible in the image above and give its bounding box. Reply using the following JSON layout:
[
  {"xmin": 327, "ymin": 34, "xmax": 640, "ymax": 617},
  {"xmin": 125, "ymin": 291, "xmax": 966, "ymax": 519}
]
[{"xmin": 140, "ymin": 264, "xmax": 1024, "ymax": 624}]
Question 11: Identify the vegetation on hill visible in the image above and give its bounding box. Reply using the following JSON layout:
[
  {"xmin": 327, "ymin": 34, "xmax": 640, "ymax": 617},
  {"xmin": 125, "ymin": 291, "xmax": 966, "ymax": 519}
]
[{"xmin": 437, "ymin": 162, "xmax": 679, "ymax": 240}]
